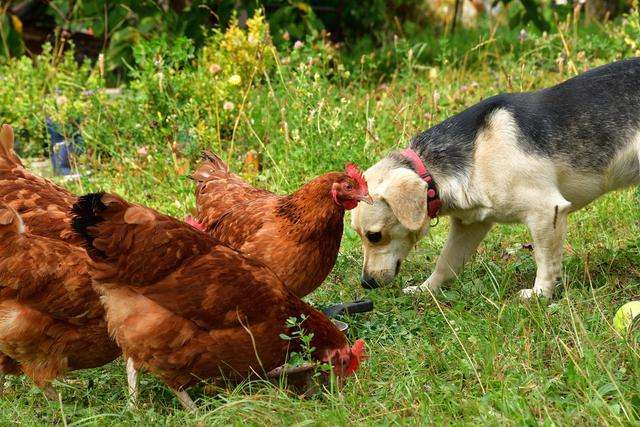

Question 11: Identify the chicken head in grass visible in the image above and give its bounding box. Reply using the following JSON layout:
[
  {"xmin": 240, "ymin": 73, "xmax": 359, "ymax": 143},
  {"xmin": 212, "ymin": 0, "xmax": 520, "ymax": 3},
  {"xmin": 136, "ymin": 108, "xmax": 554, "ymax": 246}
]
[
  {"xmin": 191, "ymin": 152, "xmax": 372, "ymax": 297},
  {"xmin": 71, "ymin": 192, "xmax": 366, "ymax": 410}
]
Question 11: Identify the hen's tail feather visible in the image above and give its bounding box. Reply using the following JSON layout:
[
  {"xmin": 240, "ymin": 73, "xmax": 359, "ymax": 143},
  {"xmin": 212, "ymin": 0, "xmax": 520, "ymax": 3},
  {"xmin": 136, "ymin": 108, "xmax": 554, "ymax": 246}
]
[
  {"xmin": 201, "ymin": 150, "xmax": 228, "ymax": 172},
  {"xmin": 0, "ymin": 124, "xmax": 22, "ymax": 168},
  {"xmin": 191, "ymin": 150, "xmax": 229, "ymax": 183},
  {"xmin": 71, "ymin": 192, "xmax": 109, "ymax": 259}
]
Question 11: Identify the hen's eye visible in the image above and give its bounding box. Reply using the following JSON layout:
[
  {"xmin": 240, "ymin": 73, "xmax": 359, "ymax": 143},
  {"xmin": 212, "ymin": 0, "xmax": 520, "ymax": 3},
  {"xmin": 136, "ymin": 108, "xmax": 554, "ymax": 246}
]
[
  {"xmin": 366, "ymin": 231, "xmax": 382, "ymax": 243},
  {"xmin": 345, "ymin": 184, "xmax": 353, "ymax": 190}
]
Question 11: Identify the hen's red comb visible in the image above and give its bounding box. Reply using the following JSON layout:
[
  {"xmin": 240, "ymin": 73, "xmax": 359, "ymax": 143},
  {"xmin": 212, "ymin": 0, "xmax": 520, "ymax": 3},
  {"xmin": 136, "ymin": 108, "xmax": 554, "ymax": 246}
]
[
  {"xmin": 345, "ymin": 163, "xmax": 368, "ymax": 192},
  {"xmin": 346, "ymin": 339, "xmax": 367, "ymax": 375},
  {"xmin": 185, "ymin": 215, "xmax": 205, "ymax": 232}
]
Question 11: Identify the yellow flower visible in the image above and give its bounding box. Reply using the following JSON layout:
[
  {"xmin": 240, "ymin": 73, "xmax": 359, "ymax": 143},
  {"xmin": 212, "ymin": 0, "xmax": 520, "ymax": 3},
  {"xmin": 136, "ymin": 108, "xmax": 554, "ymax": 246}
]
[
  {"xmin": 228, "ymin": 75, "xmax": 242, "ymax": 85},
  {"xmin": 10, "ymin": 15, "xmax": 22, "ymax": 33}
]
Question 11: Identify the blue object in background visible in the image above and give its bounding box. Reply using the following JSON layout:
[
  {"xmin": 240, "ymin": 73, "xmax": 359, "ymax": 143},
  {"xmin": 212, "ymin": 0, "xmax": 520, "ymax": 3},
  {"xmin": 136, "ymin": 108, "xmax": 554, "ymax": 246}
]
[
  {"xmin": 46, "ymin": 117, "xmax": 84, "ymax": 176},
  {"xmin": 12, "ymin": 133, "xmax": 21, "ymax": 156}
]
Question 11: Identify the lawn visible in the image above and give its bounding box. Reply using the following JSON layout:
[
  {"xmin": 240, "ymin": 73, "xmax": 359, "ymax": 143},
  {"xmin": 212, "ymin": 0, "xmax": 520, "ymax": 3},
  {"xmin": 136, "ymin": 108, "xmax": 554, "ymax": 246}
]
[{"xmin": 1, "ymin": 9, "xmax": 640, "ymax": 427}]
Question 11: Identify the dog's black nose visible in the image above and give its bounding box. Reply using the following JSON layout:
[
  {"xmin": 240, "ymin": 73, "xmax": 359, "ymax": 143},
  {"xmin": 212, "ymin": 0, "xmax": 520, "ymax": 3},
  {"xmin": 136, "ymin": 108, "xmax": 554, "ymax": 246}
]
[{"xmin": 361, "ymin": 275, "xmax": 379, "ymax": 289}]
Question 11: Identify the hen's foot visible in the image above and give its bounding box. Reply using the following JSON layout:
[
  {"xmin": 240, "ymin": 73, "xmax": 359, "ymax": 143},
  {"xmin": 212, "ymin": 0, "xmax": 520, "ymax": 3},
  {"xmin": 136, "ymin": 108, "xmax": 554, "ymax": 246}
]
[
  {"xmin": 42, "ymin": 384, "xmax": 58, "ymax": 401},
  {"xmin": 172, "ymin": 388, "xmax": 197, "ymax": 411}
]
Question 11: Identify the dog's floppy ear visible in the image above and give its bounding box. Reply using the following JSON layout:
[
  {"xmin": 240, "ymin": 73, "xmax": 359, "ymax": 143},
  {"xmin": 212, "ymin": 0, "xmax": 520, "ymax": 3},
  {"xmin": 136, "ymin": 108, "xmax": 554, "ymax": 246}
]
[{"xmin": 378, "ymin": 168, "xmax": 428, "ymax": 230}]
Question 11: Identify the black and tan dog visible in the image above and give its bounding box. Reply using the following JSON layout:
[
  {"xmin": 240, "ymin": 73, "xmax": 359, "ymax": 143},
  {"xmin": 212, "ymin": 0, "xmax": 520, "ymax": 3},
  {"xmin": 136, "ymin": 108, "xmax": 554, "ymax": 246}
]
[{"xmin": 352, "ymin": 58, "xmax": 640, "ymax": 298}]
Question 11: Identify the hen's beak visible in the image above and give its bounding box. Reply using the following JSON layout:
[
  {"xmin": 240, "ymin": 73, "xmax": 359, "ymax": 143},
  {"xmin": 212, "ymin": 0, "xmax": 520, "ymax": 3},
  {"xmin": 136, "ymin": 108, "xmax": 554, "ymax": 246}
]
[{"xmin": 358, "ymin": 194, "xmax": 374, "ymax": 205}]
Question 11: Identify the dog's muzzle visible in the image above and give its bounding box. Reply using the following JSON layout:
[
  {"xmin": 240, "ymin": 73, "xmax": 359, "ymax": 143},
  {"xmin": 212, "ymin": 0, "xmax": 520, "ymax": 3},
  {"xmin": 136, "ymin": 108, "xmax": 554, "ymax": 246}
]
[{"xmin": 360, "ymin": 275, "xmax": 379, "ymax": 289}]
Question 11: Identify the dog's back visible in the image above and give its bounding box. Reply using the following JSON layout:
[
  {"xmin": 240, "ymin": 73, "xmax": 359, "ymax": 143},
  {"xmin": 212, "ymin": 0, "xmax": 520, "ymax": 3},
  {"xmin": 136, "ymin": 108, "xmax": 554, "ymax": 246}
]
[
  {"xmin": 411, "ymin": 58, "xmax": 640, "ymax": 177},
  {"xmin": 513, "ymin": 58, "xmax": 640, "ymax": 171}
]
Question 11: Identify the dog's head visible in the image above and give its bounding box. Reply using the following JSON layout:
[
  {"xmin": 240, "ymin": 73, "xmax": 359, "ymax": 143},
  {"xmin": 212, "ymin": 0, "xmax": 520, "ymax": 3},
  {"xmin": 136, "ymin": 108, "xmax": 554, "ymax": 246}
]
[{"xmin": 351, "ymin": 158, "xmax": 432, "ymax": 289}]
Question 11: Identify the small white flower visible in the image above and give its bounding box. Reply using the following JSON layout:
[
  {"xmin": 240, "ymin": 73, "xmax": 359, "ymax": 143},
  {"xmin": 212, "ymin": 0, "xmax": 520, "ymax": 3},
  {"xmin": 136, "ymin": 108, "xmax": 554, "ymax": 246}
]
[
  {"xmin": 519, "ymin": 29, "xmax": 528, "ymax": 43},
  {"xmin": 432, "ymin": 90, "xmax": 440, "ymax": 104},
  {"xmin": 228, "ymin": 75, "xmax": 241, "ymax": 85},
  {"xmin": 223, "ymin": 101, "xmax": 235, "ymax": 111},
  {"xmin": 293, "ymin": 40, "xmax": 303, "ymax": 50},
  {"xmin": 55, "ymin": 95, "xmax": 68, "ymax": 106}
]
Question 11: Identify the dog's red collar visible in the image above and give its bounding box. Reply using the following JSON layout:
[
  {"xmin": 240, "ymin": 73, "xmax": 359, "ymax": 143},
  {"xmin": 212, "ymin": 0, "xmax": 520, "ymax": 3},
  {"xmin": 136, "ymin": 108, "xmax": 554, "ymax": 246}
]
[{"xmin": 401, "ymin": 148, "xmax": 442, "ymax": 219}]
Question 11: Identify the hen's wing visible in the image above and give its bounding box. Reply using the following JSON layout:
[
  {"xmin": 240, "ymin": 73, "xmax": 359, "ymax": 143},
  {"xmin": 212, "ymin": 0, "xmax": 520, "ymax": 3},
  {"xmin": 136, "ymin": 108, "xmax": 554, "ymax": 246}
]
[
  {"xmin": 205, "ymin": 197, "xmax": 280, "ymax": 250},
  {"xmin": 72, "ymin": 193, "xmax": 291, "ymax": 330},
  {"xmin": 0, "ymin": 124, "xmax": 78, "ymax": 244},
  {"xmin": 0, "ymin": 205, "xmax": 119, "ymax": 377},
  {"xmin": 0, "ymin": 205, "xmax": 101, "ymax": 321}
]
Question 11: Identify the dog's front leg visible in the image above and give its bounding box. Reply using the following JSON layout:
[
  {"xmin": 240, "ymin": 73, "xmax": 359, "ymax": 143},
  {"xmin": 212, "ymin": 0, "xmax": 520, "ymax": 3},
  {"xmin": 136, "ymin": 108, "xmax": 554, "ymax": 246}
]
[
  {"xmin": 520, "ymin": 200, "xmax": 571, "ymax": 299},
  {"xmin": 403, "ymin": 218, "xmax": 492, "ymax": 294}
]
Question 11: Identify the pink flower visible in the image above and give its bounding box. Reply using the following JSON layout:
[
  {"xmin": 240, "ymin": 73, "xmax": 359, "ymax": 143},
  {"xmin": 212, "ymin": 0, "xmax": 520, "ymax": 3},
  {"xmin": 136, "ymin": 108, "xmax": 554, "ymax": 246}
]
[{"xmin": 137, "ymin": 146, "xmax": 149, "ymax": 158}]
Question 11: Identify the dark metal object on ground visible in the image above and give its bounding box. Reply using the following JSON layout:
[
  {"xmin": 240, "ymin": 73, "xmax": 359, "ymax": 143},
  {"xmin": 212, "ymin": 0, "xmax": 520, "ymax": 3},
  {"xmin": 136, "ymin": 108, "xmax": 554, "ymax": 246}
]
[
  {"xmin": 322, "ymin": 299, "xmax": 374, "ymax": 318},
  {"xmin": 331, "ymin": 319, "xmax": 348, "ymax": 332}
]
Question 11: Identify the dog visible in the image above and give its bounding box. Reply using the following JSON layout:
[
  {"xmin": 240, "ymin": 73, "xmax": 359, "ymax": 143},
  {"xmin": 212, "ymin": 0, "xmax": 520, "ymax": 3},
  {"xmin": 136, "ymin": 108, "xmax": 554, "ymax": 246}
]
[{"xmin": 351, "ymin": 58, "xmax": 640, "ymax": 298}]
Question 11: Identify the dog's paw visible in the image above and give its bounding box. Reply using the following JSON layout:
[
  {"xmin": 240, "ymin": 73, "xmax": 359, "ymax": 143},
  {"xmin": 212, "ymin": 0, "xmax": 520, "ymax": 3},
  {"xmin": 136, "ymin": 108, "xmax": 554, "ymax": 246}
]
[
  {"xmin": 518, "ymin": 288, "xmax": 551, "ymax": 299},
  {"xmin": 403, "ymin": 280, "xmax": 439, "ymax": 295},
  {"xmin": 402, "ymin": 284, "xmax": 426, "ymax": 294}
]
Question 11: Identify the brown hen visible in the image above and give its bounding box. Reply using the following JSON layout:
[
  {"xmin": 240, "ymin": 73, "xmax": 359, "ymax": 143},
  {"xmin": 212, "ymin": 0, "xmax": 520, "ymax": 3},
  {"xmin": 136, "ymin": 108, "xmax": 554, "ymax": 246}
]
[
  {"xmin": 0, "ymin": 205, "xmax": 120, "ymax": 397},
  {"xmin": 191, "ymin": 152, "xmax": 371, "ymax": 297},
  {"xmin": 72, "ymin": 192, "xmax": 366, "ymax": 410},
  {"xmin": 0, "ymin": 124, "xmax": 119, "ymax": 395}
]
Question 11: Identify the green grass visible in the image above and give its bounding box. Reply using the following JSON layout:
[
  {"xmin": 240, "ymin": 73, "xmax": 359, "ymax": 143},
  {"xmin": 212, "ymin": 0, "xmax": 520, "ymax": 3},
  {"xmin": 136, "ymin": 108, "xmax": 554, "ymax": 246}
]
[{"xmin": 1, "ymin": 13, "xmax": 640, "ymax": 426}]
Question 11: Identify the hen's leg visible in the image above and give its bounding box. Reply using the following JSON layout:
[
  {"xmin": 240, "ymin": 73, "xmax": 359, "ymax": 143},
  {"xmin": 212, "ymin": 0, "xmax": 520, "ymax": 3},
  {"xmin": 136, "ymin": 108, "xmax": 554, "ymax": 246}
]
[
  {"xmin": 404, "ymin": 219, "xmax": 493, "ymax": 294},
  {"xmin": 172, "ymin": 388, "xmax": 197, "ymax": 411},
  {"xmin": 126, "ymin": 358, "xmax": 139, "ymax": 407},
  {"xmin": 42, "ymin": 383, "xmax": 58, "ymax": 401},
  {"xmin": 0, "ymin": 354, "xmax": 20, "ymax": 393}
]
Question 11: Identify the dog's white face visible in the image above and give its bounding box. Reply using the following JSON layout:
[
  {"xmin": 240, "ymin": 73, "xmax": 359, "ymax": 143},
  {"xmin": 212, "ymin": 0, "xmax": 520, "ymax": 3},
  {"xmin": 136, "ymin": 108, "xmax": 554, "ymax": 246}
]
[{"xmin": 351, "ymin": 158, "xmax": 431, "ymax": 288}]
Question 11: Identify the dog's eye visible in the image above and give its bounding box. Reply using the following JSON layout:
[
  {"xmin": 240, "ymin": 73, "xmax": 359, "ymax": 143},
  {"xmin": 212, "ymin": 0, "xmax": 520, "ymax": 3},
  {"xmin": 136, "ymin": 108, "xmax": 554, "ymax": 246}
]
[{"xmin": 366, "ymin": 231, "xmax": 382, "ymax": 243}]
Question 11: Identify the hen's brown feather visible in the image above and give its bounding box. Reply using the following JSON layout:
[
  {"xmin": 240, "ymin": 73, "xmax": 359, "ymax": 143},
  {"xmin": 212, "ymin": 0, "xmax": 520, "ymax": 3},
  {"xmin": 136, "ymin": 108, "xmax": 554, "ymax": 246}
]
[
  {"xmin": 72, "ymin": 193, "xmax": 349, "ymax": 390},
  {"xmin": 0, "ymin": 125, "xmax": 79, "ymax": 244},
  {"xmin": 193, "ymin": 153, "xmax": 350, "ymax": 297},
  {"xmin": 0, "ymin": 205, "xmax": 119, "ymax": 386},
  {"xmin": 192, "ymin": 151, "xmax": 272, "ymax": 213}
]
